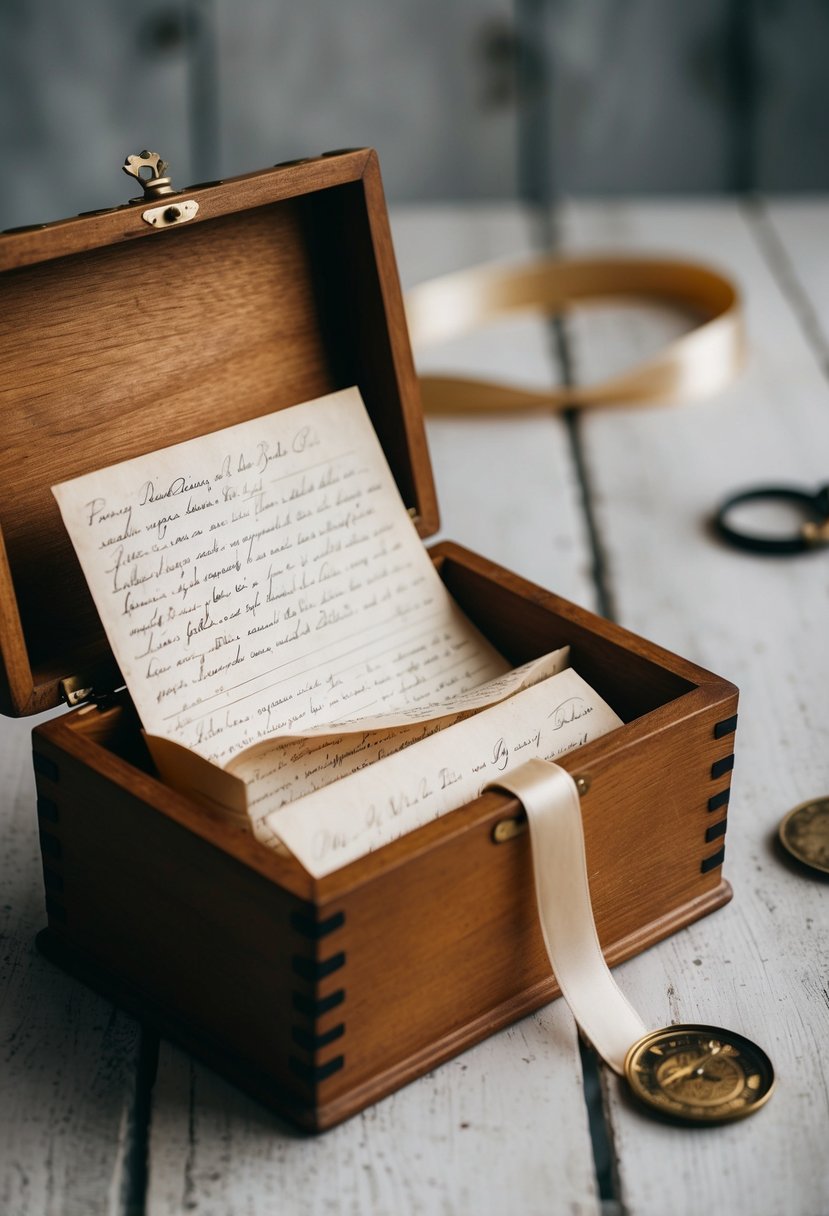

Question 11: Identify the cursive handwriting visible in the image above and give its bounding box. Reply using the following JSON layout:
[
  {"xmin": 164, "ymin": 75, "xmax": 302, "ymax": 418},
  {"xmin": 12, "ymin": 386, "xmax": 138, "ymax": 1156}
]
[
  {"xmin": 549, "ymin": 697, "xmax": 592, "ymax": 730},
  {"xmin": 263, "ymin": 667, "xmax": 623, "ymax": 876},
  {"xmin": 54, "ymin": 389, "xmax": 509, "ymax": 767}
]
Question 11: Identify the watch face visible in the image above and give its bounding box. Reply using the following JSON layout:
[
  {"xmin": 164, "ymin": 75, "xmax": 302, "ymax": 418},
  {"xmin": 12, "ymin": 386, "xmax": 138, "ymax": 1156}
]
[
  {"xmin": 779, "ymin": 797, "xmax": 829, "ymax": 875},
  {"xmin": 624, "ymin": 1025, "xmax": 775, "ymax": 1125}
]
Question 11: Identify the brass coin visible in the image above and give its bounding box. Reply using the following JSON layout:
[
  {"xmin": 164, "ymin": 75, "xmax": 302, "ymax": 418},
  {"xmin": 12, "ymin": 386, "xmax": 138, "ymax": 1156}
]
[
  {"xmin": 779, "ymin": 797, "xmax": 829, "ymax": 875},
  {"xmin": 624, "ymin": 1024, "xmax": 775, "ymax": 1125}
]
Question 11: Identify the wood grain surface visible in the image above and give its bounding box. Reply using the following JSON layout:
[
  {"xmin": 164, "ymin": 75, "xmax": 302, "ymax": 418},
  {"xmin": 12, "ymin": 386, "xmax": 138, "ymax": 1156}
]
[
  {"xmin": 2, "ymin": 197, "xmax": 828, "ymax": 1213},
  {"xmin": 0, "ymin": 152, "xmax": 437, "ymax": 715}
]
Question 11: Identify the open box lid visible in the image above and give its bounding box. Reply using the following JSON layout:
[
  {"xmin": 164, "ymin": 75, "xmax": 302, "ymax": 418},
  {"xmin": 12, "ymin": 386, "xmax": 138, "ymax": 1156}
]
[{"xmin": 0, "ymin": 148, "xmax": 439, "ymax": 716}]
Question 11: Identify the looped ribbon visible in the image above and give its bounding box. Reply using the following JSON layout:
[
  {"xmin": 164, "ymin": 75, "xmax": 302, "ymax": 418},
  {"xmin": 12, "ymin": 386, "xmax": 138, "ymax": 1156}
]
[
  {"xmin": 406, "ymin": 255, "xmax": 744, "ymax": 414},
  {"xmin": 488, "ymin": 760, "xmax": 647, "ymax": 1073}
]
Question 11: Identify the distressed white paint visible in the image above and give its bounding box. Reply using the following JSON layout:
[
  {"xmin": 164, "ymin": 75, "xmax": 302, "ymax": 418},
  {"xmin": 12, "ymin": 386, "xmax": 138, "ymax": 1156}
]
[
  {"xmin": 560, "ymin": 198, "xmax": 829, "ymax": 1216},
  {"xmin": 147, "ymin": 1011, "xmax": 599, "ymax": 1216},
  {"xmin": 392, "ymin": 204, "xmax": 597, "ymax": 604}
]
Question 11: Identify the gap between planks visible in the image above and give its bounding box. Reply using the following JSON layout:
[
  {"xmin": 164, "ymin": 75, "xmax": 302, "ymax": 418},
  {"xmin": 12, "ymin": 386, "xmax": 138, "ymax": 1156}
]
[
  {"xmin": 138, "ymin": 204, "xmax": 604, "ymax": 1216},
  {"xmin": 556, "ymin": 197, "xmax": 829, "ymax": 1216}
]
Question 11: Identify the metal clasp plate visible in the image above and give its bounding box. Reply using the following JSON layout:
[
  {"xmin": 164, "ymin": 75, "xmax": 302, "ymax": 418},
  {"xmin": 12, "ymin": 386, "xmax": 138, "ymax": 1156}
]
[
  {"xmin": 142, "ymin": 200, "xmax": 199, "ymax": 229},
  {"xmin": 122, "ymin": 150, "xmax": 199, "ymax": 229}
]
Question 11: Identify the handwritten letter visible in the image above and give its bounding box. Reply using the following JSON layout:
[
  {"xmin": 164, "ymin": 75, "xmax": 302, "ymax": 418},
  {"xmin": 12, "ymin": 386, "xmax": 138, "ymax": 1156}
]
[
  {"xmin": 53, "ymin": 388, "xmax": 509, "ymax": 765},
  {"xmin": 264, "ymin": 667, "xmax": 623, "ymax": 876},
  {"xmin": 227, "ymin": 645, "xmax": 572, "ymax": 835},
  {"xmin": 53, "ymin": 386, "xmax": 623, "ymax": 878}
]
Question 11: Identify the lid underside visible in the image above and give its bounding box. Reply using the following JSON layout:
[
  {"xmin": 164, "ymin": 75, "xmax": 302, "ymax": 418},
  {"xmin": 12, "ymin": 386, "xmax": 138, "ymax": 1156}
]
[{"xmin": 0, "ymin": 152, "xmax": 438, "ymax": 714}]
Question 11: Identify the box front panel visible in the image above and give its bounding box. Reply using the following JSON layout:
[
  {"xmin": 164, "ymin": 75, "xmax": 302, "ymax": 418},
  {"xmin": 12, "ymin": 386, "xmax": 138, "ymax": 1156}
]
[{"xmin": 311, "ymin": 690, "xmax": 736, "ymax": 1124}]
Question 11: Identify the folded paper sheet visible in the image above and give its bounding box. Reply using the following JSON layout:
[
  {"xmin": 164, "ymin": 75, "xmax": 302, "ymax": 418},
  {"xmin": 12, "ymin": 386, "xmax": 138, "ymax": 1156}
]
[
  {"xmin": 52, "ymin": 386, "xmax": 623, "ymax": 874},
  {"xmin": 229, "ymin": 645, "xmax": 572, "ymax": 837},
  {"xmin": 144, "ymin": 643, "xmax": 573, "ymax": 830},
  {"xmin": 52, "ymin": 387, "xmax": 511, "ymax": 765},
  {"xmin": 265, "ymin": 667, "xmax": 622, "ymax": 876}
]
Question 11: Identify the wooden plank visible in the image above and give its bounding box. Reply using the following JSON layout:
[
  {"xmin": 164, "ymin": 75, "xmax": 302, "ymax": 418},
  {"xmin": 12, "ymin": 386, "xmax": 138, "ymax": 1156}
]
[
  {"xmin": 527, "ymin": 0, "xmax": 731, "ymax": 194},
  {"xmin": 0, "ymin": 0, "xmax": 192, "ymax": 231},
  {"xmin": 763, "ymin": 199, "xmax": 829, "ymax": 355},
  {"xmin": 142, "ymin": 204, "xmax": 601, "ymax": 1215},
  {"xmin": 393, "ymin": 204, "xmax": 598, "ymax": 604},
  {"xmin": 214, "ymin": 0, "xmax": 517, "ymax": 202},
  {"xmin": 0, "ymin": 711, "xmax": 143, "ymax": 1216},
  {"xmin": 148, "ymin": 1012, "xmax": 599, "ymax": 1216},
  {"xmin": 558, "ymin": 198, "xmax": 829, "ymax": 1216},
  {"xmin": 755, "ymin": 10, "xmax": 829, "ymax": 189}
]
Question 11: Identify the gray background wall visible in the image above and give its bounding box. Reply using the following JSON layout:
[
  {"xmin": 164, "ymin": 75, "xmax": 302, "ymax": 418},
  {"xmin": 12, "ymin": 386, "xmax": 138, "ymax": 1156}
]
[{"xmin": 1, "ymin": 0, "xmax": 828, "ymax": 230}]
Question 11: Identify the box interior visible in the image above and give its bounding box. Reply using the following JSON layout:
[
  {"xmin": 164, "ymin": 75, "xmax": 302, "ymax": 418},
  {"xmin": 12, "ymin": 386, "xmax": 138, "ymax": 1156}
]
[
  {"xmin": 0, "ymin": 171, "xmax": 434, "ymax": 712},
  {"xmin": 68, "ymin": 551, "xmax": 695, "ymax": 800}
]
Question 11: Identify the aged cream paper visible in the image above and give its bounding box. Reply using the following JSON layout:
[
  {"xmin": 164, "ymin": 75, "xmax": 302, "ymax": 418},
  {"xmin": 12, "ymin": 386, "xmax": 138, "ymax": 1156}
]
[
  {"xmin": 52, "ymin": 385, "xmax": 623, "ymax": 879},
  {"xmin": 228, "ymin": 644, "xmax": 572, "ymax": 837},
  {"xmin": 141, "ymin": 644, "xmax": 572, "ymax": 825},
  {"xmin": 264, "ymin": 666, "xmax": 623, "ymax": 876},
  {"xmin": 52, "ymin": 387, "xmax": 511, "ymax": 766}
]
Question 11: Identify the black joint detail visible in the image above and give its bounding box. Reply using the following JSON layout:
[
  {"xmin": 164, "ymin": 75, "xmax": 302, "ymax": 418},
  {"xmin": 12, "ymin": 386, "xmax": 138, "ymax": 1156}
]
[
  {"xmin": 289, "ymin": 1054, "xmax": 344, "ymax": 1083},
  {"xmin": 42, "ymin": 867, "xmax": 64, "ymax": 893},
  {"xmin": 293, "ymin": 989, "xmax": 345, "ymax": 1018},
  {"xmin": 711, "ymin": 754, "xmax": 735, "ymax": 780},
  {"xmin": 37, "ymin": 797, "xmax": 59, "ymax": 823},
  {"xmin": 45, "ymin": 896, "xmax": 67, "ymax": 922},
  {"xmin": 39, "ymin": 831, "xmax": 62, "ymax": 860},
  {"xmin": 33, "ymin": 752, "xmax": 59, "ymax": 782},
  {"xmin": 701, "ymin": 846, "xmax": 726, "ymax": 874},
  {"xmin": 714, "ymin": 714, "xmax": 738, "ymax": 739},
  {"xmin": 292, "ymin": 951, "xmax": 346, "ymax": 981},
  {"xmin": 708, "ymin": 788, "xmax": 730, "ymax": 813},
  {"xmin": 290, "ymin": 910, "xmax": 345, "ymax": 940},
  {"xmin": 705, "ymin": 818, "xmax": 728, "ymax": 843},
  {"xmin": 292, "ymin": 1022, "xmax": 345, "ymax": 1051}
]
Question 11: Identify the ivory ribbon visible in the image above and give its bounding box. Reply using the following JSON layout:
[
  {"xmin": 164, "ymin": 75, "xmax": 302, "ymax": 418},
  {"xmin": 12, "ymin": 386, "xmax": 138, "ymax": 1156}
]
[
  {"xmin": 488, "ymin": 759, "xmax": 647, "ymax": 1073},
  {"xmin": 406, "ymin": 255, "xmax": 744, "ymax": 414}
]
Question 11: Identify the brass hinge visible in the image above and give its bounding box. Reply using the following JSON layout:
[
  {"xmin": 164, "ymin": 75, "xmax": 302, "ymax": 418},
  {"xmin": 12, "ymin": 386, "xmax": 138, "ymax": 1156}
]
[
  {"xmin": 60, "ymin": 674, "xmax": 118, "ymax": 710},
  {"xmin": 60, "ymin": 675, "xmax": 94, "ymax": 707}
]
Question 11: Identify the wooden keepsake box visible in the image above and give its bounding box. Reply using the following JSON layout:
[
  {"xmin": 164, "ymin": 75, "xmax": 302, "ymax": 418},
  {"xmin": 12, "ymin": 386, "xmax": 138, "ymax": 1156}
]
[{"xmin": 0, "ymin": 149, "xmax": 738, "ymax": 1131}]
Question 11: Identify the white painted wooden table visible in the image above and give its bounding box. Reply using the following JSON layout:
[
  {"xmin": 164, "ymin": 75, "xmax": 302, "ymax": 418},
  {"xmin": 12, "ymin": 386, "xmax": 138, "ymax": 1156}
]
[{"xmin": 2, "ymin": 199, "xmax": 828, "ymax": 1215}]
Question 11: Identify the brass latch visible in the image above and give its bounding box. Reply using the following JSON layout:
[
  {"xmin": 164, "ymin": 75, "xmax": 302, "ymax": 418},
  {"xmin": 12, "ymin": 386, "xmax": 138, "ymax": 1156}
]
[
  {"xmin": 122, "ymin": 150, "xmax": 199, "ymax": 230},
  {"xmin": 492, "ymin": 814, "xmax": 527, "ymax": 844},
  {"xmin": 492, "ymin": 772, "xmax": 592, "ymax": 843}
]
